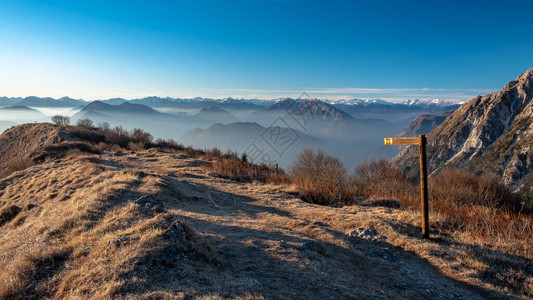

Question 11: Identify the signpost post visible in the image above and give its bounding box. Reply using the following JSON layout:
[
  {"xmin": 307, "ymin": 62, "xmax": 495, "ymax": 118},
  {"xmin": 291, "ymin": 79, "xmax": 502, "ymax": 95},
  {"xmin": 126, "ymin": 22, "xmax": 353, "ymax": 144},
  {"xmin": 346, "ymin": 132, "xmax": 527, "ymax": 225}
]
[{"xmin": 384, "ymin": 134, "xmax": 429, "ymax": 239}]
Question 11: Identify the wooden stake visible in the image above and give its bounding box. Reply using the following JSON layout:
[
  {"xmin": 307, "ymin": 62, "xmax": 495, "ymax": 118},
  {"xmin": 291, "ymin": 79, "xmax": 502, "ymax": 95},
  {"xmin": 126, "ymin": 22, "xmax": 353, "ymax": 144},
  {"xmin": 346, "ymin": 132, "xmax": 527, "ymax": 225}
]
[
  {"xmin": 419, "ymin": 135, "xmax": 429, "ymax": 239},
  {"xmin": 384, "ymin": 135, "xmax": 430, "ymax": 239}
]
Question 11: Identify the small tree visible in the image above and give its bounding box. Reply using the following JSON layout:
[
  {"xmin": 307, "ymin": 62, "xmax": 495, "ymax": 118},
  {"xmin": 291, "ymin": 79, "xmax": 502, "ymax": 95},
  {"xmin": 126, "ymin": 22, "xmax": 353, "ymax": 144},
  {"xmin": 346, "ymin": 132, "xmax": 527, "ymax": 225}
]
[
  {"xmin": 51, "ymin": 115, "xmax": 70, "ymax": 125},
  {"xmin": 97, "ymin": 122, "xmax": 110, "ymax": 131},
  {"xmin": 77, "ymin": 118, "xmax": 93, "ymax": 128},
  {"xmin": 131, "ymin": 128, "xmax": 153, "ymax": 144}
]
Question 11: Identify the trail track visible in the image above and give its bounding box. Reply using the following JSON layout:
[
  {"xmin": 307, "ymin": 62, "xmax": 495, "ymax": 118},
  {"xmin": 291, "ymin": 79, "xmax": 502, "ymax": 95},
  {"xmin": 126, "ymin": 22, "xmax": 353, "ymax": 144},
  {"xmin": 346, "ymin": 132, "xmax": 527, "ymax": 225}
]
[{"xmin": 117, "ymin": 150, "xmax": 500, "ymax": 299}]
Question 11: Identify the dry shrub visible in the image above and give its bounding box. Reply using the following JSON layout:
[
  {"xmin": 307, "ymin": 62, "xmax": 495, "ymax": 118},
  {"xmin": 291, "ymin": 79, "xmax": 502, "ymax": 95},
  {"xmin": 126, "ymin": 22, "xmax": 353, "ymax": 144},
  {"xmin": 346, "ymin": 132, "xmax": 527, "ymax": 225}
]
[
  {"xmin": 151, "ymin": 138, "xmax": 184, "ymax": 151},
  {"xmin": 131, "ymin": 128, "xmax": 153, "ymax": 145},
  {"xmin": 76, "ymin": 118, "xmax": 94, "ymax": 128},
  {"xmin": 352, "ymin": 158, "xmax": 417, "ymax": 200},
  {"xmin": 185, "ymin": 146, "xmax": 205, "ymax": 157},
  {"xmin": 204, "ymin": 147, "xmax": 223, "ymax": 159},
  {"xmin": 32, "ymin": 141, "xmax": 100, "ymax": 162},
  {"xmin": 51, "ymin": 115, "xmax": 70, "ymax": 125},
  {"xmin": 204, "ymin": 159, "xmax": 289, "ymax": 184},
  {"xmin": 105, "ymin": 126, "xmax": 131, "ymax": 147},
  {"xmin": 426, "ymin": 169, "xmax": 531, "ymax": 243},
  {"xmin": 431, "ymin": 169, "xmax": 520, "ymax": 211},
  {"xmin": 128, "ymin": 141, "xmax": 145, "ymax": 151},
  {"xmin": 67, "ymin": 126, "xmax": 106, "ymax": 143},
  {"xmin": 290, "ymin": 148, "xmax": 354, "ymax": 205}
]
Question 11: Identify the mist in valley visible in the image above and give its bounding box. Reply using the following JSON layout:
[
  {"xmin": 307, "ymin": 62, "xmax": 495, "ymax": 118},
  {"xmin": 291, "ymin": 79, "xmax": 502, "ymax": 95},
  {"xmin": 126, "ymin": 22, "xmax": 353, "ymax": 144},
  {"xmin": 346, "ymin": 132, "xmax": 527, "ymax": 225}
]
[{"xmin": 0, "ymin": 97, "xmax": 457, "ymax": 170}]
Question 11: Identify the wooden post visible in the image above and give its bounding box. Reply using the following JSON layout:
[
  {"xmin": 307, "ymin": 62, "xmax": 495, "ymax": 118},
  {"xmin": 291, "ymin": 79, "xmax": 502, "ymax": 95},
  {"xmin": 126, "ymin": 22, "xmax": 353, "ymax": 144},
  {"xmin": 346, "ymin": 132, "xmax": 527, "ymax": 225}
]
[
  {"xmin": 384, "ymin": 135, "xmax": 430, "ymax": 239},
  {"xmin": 419, "ymin": 135, "xmax": 429, "ymax": 239}
]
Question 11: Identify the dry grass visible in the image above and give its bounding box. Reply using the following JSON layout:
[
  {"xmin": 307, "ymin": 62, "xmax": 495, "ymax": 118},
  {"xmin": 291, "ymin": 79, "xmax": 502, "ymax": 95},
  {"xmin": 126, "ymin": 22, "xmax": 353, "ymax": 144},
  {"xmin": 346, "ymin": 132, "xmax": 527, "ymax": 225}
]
[
  {"xmin": 0, "ymin": 159, "xmax": 216, "ymax": 299},
  {"xmin": 348, "ymin": 160, "xmax": 533, "ymax": 258},
  {"xmin": 431, "ymin": 169, "xmax": 520, "ymax": 211},
  {"xmin": 0, "ymin": 157, "xmax": 35, "ymax": 179},
  {"xmin": 1, "ymin": 123, "xmax": 532, "ymax": 298},
  {"xmin": 203, "ymin": 158, "xmax": 289, "ymax": 184}
]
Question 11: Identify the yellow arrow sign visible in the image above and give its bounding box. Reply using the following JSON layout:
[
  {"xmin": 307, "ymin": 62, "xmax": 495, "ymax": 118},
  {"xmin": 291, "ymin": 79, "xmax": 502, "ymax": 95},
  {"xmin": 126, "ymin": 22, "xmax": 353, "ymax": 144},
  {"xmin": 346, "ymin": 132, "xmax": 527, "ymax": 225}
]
[{"xmin": 384, "ymin": 137, "xmax": 420, "ymax": 145}]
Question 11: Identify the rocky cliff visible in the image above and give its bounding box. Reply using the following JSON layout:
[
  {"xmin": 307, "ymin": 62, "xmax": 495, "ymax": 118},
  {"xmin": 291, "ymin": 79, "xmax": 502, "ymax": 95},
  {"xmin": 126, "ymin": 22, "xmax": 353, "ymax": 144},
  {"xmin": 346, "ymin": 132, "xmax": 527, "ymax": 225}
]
[{"xmin": 392, "ymin": 68, "xmax": 533, "ymax": 191}]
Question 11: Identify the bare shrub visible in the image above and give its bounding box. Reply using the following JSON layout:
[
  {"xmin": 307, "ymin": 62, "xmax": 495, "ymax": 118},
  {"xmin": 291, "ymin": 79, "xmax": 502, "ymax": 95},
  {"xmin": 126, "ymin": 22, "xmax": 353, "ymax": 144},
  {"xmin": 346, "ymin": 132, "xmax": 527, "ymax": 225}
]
[
  {"xmin": 128, "ymin": 141, "xmax": 145, "ymax": 151},
  {"xmin": 185, "ymin": 146, "xmax": 205, "ymax": 157},
  {"xmin": 105, "ymin": 126, "xmax": 130, "ymax": 147},
  {"xmin": 152, "ymin": 138, "xmax": 184, "ymax": 151},
  {"xmin": 97, "ymin": 122, "xmax": 110, "ymax": 132},
  {"xmin": 67, "ymin": 127, "xmax": 105, "ymax": 144},
  {"xmin": 430, "ymin": 169, "xmax": 520, "ymax": 211},
  {"xmin": 353, "ymin": 158, "xmax": 417, "ymax": 199},
  {"xmin": 290, "ymin": 148, "xmax": 354, "ymax": 205},
  {"xmin": 131, "ymin": 128, "xmax": 153, "ymax": 144},
  {"xmin": 206, "ymin": 147, "xmax": 223, "ymax": 159},
  {"xmin": 204, "ymin": 159, "xmax": 290, "ymax": 184},
  {"xmin": 223, "ymin": 149, "xmax": 239, "ymax": 160},
  {"xmin": 51, "ymin": 115, "xmax": 70, "ymax": 126},
  {"xmin": 76, "ymin": 118, "xmax": 93, "ymax": 128}
]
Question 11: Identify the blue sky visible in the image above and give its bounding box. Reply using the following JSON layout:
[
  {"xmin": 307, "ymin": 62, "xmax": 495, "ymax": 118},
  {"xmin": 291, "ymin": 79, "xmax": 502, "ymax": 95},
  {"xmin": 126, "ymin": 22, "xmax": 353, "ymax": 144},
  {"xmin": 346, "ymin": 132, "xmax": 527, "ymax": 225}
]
[{"xmin": 1, "ymin": 0, "xmax": 532, "ymax": 101}]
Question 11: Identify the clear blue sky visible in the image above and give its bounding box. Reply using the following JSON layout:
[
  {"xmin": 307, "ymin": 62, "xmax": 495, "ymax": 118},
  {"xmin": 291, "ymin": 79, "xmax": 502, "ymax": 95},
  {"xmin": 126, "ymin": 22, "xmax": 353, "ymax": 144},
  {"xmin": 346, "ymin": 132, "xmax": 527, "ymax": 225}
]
[{"xmin": 1, "ymin": 0, "xmax": 532, "ymax": 101}]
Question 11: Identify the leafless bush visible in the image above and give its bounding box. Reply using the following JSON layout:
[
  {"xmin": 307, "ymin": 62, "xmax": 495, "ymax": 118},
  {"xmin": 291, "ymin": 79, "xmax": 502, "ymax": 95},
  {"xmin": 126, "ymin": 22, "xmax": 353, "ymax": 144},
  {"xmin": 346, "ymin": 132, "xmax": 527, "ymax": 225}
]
[
  {"xmin": 51, "ymin": 115, "xmax": 70, "ymax": 126},
  {"xmin": 430, "ymin": 169, "xmax": 520, "ymax": 211},
  {"xmin": 67, "ymin": 126, "xmax": 105, "ymax": 143},
  {"xmin": 128, "ymin": 141, "xmax": 145, "ymax": 151},
  {"xmin": 131, "ymin": 128, "xmax": 153, "ymax": 144},
  {"xmin": 97, "ymin": 122, "xmax": 110, "ymax": 131},
  {"xmin": 353, "ymin": 158, "xmax": 417, "ymax": 199},
  {"xmin": 152, "ymin": 138, "xmax": 185, "ymax": 151},
  {"xmin": 76, "ymin": 118, "xmax": 94, "ymax": 128},
  {"xmin": 206, "ymin": 147, "xmax": 223, "ymax": 159},
  {"xmin": 105, "ymin": 126, "xmax": 130, "ymax": 147},
  {"xmin": 290, "ymin": 148, "xmax": 354, "ymax": 205},
  {"xmin": 204, "ymin": 159, "xmax": 290, "ymax": 184}
]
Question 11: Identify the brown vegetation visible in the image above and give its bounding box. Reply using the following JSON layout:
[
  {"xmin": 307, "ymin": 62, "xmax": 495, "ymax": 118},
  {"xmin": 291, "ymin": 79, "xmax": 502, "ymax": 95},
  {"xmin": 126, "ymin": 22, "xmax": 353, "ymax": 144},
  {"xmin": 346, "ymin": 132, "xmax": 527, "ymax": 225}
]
[
  {"xmin": 0, "ymin": 159, "xmax": 216, "ymax": 299},
  {"xmin": 203, "ymin": 158, "xmax": 289, "ymax": 184},
  {"xmin": 51, "ymin": 115, "xmax": 70, "ymax": 125},
  {"xmin": 289, "ymin": 148, "xmax": 355, "ymax": 205}
]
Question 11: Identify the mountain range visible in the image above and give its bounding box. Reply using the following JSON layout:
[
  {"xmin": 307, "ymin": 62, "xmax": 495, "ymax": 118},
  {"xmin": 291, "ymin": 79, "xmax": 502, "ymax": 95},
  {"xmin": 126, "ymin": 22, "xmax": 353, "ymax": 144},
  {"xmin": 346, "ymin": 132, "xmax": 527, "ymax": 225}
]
[{"xmin": 393, "ymin": 67, "xmax": 533, "ymax": 191}]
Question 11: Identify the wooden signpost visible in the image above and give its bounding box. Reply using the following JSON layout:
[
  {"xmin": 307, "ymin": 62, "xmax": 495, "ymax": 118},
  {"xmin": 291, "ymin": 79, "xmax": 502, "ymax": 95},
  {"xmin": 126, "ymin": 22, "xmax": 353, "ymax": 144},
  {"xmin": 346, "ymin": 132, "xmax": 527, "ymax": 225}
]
[{"xmin": 384, "ymin": 135, "xmax": 429, "ymax": 239}]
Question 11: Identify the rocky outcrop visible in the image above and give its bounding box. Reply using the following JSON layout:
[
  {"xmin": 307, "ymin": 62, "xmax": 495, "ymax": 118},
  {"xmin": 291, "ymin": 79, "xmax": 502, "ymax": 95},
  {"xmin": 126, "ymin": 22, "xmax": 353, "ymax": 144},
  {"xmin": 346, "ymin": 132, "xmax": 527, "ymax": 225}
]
[{"xmin": 392, "ymin": 68, "xmax": 533, "ymax": 190}]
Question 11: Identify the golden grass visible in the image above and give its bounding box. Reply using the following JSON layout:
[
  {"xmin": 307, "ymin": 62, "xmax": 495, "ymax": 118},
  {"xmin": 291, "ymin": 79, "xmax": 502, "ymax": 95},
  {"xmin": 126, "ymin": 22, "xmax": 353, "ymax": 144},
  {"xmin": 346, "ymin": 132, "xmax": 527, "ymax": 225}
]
[{"xmin": 0, "ymin": 158, "xmax": 216, "ymax": 299}]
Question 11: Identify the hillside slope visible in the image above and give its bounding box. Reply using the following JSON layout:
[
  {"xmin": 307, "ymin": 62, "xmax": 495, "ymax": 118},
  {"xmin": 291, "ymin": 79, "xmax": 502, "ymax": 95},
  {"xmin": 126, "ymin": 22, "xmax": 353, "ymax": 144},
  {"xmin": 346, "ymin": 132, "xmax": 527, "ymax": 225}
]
[
  {"xmin": 0, "ymin": 123, "xmax": 74, "ymax": 171},
  {"xmin": 396, "ymin": 114, "xmax": 447, "ymax": 138},
  {"xmin": 393, "ymin": 68, "xmax": 533, "ymax": 190},
  {"xmin": 0, "ymin": 123, "xmax": 530, "ymax": 299}
]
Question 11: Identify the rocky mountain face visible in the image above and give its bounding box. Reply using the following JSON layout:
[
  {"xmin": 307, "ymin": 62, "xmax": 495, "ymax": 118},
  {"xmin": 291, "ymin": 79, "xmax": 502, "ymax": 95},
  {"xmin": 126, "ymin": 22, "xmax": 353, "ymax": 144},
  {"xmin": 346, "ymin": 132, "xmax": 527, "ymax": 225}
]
[
  {"xmin": 396, "ymin": 114, "xmax": 447, "ymax": 138},
  {"xmin": 392, "ymin": 68, "xmax": 533, "ymax": 191}
]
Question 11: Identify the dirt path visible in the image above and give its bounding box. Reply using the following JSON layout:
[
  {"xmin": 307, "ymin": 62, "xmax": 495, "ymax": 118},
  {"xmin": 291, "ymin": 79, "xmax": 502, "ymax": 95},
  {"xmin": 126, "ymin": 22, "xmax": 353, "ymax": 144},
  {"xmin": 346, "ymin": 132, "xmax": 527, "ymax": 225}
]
[{"xmin": 114, "ymin": 151, "xmax": 505, "ymax": 299}]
